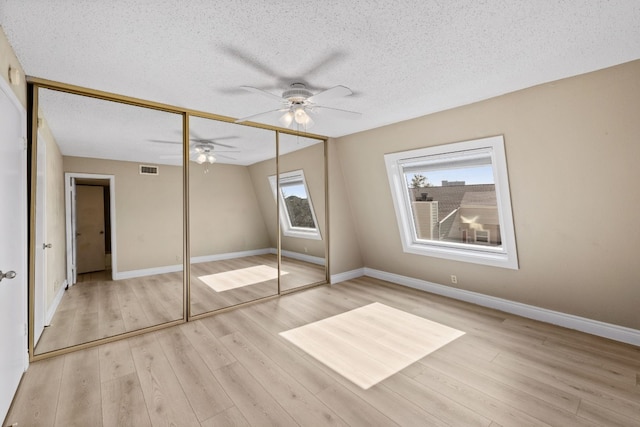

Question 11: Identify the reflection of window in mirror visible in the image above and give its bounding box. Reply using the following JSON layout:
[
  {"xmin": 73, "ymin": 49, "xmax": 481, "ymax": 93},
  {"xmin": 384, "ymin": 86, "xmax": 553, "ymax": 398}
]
[{"xmin": 269, "ymin": 170, "xmax": 321, "ymax": 240}]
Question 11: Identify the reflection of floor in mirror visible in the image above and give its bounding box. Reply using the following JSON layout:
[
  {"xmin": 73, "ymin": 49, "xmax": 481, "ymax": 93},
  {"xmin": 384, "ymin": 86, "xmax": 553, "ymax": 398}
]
[
  {"xmin": 35, "ymin": 270, "xmax": 183, "ymax": 354},
  {"xmin": 190, "ymin": 253, "xmax": 326, "ymax": 316},
  {"xmin": 35, "ymin": 254, "xmax": 325, "ymax": 354}
]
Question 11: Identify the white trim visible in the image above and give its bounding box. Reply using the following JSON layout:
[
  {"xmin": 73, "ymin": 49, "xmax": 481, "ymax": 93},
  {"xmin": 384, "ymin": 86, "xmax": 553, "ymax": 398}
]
[
  {"xmin": 269, "ymin": 248, "xmax": 326, "ymax": 266},
  {"xmin": 268, "ymin": 170, "xmax": 322, "ymax": 240},
  {"xmin": 330, "ymin": 268, "xmax": 365, "ymax": 284},
  {"xmin": 384, "ymin": 135, "xmax": 519, "ymax": 270},
  {"xmin": 65, "ymin": 173, "xmax": 117, "ymax": 284},
  {"xmin": 45, "ymin": 280, "xmax": 67, "ymax": 326},
  {"xmin": 364, "ymin": 268, "xmax": 640, "ymax": 347},
  {"xmin": 114, "ymin": 264, "xmax": 183, "ymax": 280},
  {"xmin": 115, "ymin": 248, "xmax": 275, "ymax": 280},
  {"xmin": 190, "ymin": 248, "xmax": 271, "ymax": 264}
]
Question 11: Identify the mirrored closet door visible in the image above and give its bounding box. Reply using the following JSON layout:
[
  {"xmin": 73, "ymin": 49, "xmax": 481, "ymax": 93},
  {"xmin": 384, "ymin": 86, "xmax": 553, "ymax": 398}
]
[
  {"xmin": 32, "ymin": 87, "xmax": 185, "ymax": 356},
  {"xmin": 188, "ymin": 116, "xmax": 279, "ymax": 316},
  {"xmin": 276, "ymin": 134, "xmax": 328, "ymax": 292}
]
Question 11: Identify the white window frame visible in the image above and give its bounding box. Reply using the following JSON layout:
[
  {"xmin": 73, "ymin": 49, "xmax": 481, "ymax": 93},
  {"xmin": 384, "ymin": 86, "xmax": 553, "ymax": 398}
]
[
  {"xmin": 384, "ymin": 135, "xmax": 519, "ymax": 269},
  {"xmin": 269, "ymin": 170, "xmax": 321, "ymax": 240}
]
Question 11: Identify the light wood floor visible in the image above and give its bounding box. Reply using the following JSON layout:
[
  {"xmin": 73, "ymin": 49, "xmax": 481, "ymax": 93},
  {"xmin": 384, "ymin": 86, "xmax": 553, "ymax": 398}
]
[
  {"xmin": 11, "ymin": 277, "xmax": 640, "ymax": 426},
  {"xmin": 35, "ymin": 254, "xmax": 325, "ymax": 355}
]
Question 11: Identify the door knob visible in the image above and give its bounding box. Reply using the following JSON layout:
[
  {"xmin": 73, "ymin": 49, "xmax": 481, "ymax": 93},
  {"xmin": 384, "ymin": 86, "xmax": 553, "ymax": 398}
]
[
  {"xmin": 0, "ymin": 270, "xmax": 17, "ymax": 283},
  {"xmin": 43, "ymin": 243, "xmax": 52, "ymax": 249}
]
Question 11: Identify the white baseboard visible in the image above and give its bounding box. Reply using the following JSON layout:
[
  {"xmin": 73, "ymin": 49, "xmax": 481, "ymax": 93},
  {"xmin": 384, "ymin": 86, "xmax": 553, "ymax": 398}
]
[
  {"xmin": 364, "ymin": 268, "xmax": 640, "ymax": 347},
  {"xmin": 269, "ymin": 248, "xmax": 326, "ymax": 266},
  {"xmin": 330, "ymin": 268, "xmax": 365, "ymax": 284},
  {"xmin": 114, "ymin": 249, "xmax": 274, "ymax": 280},
  {"xmin": 114, "ymin": 264, "xmax": 183, "ymax": 280},
  {"xmin": 191, "ymin": 248, "xmax": 271, "ymax": 264},
  {"xmin": 46, "ymin": 279, "xmax": 67, "ymax": 325}
]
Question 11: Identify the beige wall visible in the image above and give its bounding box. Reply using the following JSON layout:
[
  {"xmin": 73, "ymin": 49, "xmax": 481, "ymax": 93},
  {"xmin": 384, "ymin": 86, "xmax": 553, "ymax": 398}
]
[
  {"xmin": 189, "ymin": 162, "xmax": 270, "ymax": 257},
  {"xmin": 327, "ymin": 138, "xmax": 364, "ymax": 274},
  {"xmin": 64, "ymin": 156, "xmax": 183, "ymax": 272},
  {"xmin": 64, "ymin": 157, "xmax": 272, "ymax": 273},
  {"xmin": 334, "ymin": 60, "xmax": 640, "ymax": 330},
  {"xmin": 39, "ymin": 119, "xmax": 67, "ymax": 308},
  {"xmin": 247, "ymin": 157, "xmax": 278, "ymax": 247}
]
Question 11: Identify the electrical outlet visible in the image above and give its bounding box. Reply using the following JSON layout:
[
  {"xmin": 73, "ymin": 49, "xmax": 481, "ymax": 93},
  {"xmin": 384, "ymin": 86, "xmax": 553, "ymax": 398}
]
[{"xmin": 450, "ymin": 275, "xmax": 457, "ymax": 284}]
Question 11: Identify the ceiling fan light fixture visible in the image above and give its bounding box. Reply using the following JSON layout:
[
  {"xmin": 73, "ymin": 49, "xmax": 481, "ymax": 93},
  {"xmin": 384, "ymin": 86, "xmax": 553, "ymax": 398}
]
[
  {"xmin": 279, "ymin": 111, "xmax": 294, "ymax": 127},
  {"xmin": 196, "ymin": 153, "xmax": 207, "ymax": 164},
  {"xmin": 207, "ymin": 154, "xmax": 216, "ymax": 164},
  {"xmin": 294, "ymin": 107, "xmax": 310, "ymax": 124}
]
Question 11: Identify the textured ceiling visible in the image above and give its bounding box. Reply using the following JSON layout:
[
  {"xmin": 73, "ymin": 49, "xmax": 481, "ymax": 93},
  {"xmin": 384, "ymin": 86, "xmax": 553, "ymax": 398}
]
[{"xmin": 2, "ymin": 1, "xmax": 640, "ymax": 163}]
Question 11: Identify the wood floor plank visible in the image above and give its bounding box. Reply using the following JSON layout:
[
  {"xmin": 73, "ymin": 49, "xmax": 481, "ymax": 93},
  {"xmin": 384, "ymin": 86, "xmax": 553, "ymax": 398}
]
[
  {"xmin": 424, "ymin": 351, "xmax": 600, "ymax": 426},
  {"xmin": 54, "ymin": 348, "xmax": 103, "ymax": 427},
  {"xmin": 129, "ymin": 334, "xmax": 200, "ymax": 427},
  {"xmin": 101, "ymin": 372, "xmax": 151, "ymax": 427},
  {"xmin": 213, "ymin": 307, "xmax": 337, "ymax": 394},
  {"xmin": 412, "ymin": 366, "xmax": 549, "ymax": 427},
  {"xmin": 213, "ymin": 362, "xmax": 298, "ymax": 427},
  {"xmin": 379, "ymin": 368, "xmax": 492, "ymax": 426},
  {"xmin": 315, "ymin": 384, "xmax": 399, "ymax": 427},
  {"xmin": 426, "ymin": 338, "xmax": 582, "ymax": 414},
  {"xmin": 577, "ymin": 399, "xmax": 640, "ymax": 427},
  {"xmin": 155, "ymin": 326, "xmax": 234, "ymax": 422},
  {"xmin": 200, "ymin": 406, "xmax": 250, "ymax": 427},
  {"xmin": 98, "ymin": 339, "xmax": 136, "ymax": 383},
  {"xmin": 220, "ymin": 331, "xmax": 345, "ymax": 426},
  {"xmin": 178, "ymin": 320, "xmax": 236, "ymax": 371},
  {"xmin": 4, "ymin": 356, "xmax": 64, "ymax": 427},
  {"xmin": 302, "ymin": 351, "xmax": 450, "ymax": 427},
  {"xmin": 492, "ymin": 351, "xmax": 640, "ymax": 421}
]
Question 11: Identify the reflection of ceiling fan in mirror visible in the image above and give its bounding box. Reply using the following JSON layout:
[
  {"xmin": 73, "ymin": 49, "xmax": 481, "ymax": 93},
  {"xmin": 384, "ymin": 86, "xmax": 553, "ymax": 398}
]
[
  {"xmin": 235, "ymin": 83, "xmax": 362, "ymax": 130},
  {"xmin": 150, "ymin": 136, "xmax": 239, "ymax": 164}
]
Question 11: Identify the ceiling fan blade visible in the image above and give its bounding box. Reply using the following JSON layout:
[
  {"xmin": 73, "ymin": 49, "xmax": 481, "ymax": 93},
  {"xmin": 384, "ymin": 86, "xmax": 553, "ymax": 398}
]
[
  {"xmin": 312, "ymin": 105, "xmax": 362, "ymax": 119},
  {"xmin": 148, "ymin": 139, "xmax": 181, "ymax": 145},
  {"xmin": 191, "ymin": 139, "xmax": 237, "ymax": 149},
  {"xmin": 240, "ymin": 86, "xmax": 284, "ymax": 102},
  {"xmin": 235, "ymin": 108, "xmax": 288, "ymax": 124},
  {"xmin": 307, "ymin": 85, "xmax": 353, "ymax": 104}
]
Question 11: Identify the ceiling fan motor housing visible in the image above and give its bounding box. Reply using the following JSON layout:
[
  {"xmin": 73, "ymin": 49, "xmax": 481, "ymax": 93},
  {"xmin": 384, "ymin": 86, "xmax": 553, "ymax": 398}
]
[{"xmin": 283, "ymin": 83, "xmax": 313, "ymax": 104}]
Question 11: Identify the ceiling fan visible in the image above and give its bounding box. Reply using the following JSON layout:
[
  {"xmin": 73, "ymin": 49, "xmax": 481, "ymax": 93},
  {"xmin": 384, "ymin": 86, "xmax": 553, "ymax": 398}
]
[
  {"xmin": 150, "ymin": 137, "xmax": 239, "ymax": 164},
  {"xmin": 235, "ymin": 83, "xmax": 361, "ymax": 129}
]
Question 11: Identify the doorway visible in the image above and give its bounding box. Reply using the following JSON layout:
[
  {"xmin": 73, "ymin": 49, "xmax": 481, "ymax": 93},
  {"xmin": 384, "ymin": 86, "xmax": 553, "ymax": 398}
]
[{"xmin": 65, "ymin": 173, "xmax": 116, "ymax": 285}]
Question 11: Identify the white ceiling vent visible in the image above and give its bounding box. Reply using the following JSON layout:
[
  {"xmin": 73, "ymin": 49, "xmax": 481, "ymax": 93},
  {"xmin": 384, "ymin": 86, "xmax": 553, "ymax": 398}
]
[{"xmin": 139, "ymin": 165, "xmax": 159, "ymax": 175}]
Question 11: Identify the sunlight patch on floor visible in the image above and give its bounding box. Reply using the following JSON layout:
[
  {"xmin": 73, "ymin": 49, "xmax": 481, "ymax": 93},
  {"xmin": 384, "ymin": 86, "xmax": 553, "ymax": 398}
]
[
  {"xmin": 280, "ymin": 302, "xmax": 465, "ymax": 389},
  {"xmin": 198, "ymin": 265, "xmax": 287, "ymax": 292}
]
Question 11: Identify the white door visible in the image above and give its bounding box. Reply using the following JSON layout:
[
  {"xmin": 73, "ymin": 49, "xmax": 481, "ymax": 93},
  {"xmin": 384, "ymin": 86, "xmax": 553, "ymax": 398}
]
[
  {"xmin": 34, "ymin": 131, "xmax": 47, "ymax": 344},
  {"xmin": 65, "ymin": 175, "xmax": 77, "ymax": 284},
  {"xmin": 0, "ymin": 79, "xmax": 28, "ymax": 421}
]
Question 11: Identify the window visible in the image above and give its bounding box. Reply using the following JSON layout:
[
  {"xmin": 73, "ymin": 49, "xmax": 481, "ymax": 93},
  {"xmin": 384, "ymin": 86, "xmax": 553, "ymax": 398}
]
[
  {"xmin": 269, "ymin": 170, "xmax": 321, "ymax": 240},
  {"xmin": 384, "ymin": 135, "xmax": 518, "ymax": 269}
]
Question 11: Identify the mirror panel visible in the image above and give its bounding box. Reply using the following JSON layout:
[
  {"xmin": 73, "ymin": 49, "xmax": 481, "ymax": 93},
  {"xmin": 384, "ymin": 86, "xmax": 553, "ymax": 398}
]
[
  {"xmin": 277, "ymin": 134, "xmax": 327, "ymax": 291},
  {"xmin": 188, "ymin": 117, "xmax": 278, "ymax": 316},
  {"xmin": 33, "ymin": 88, "xmax": 184, "ymax": 355}
]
